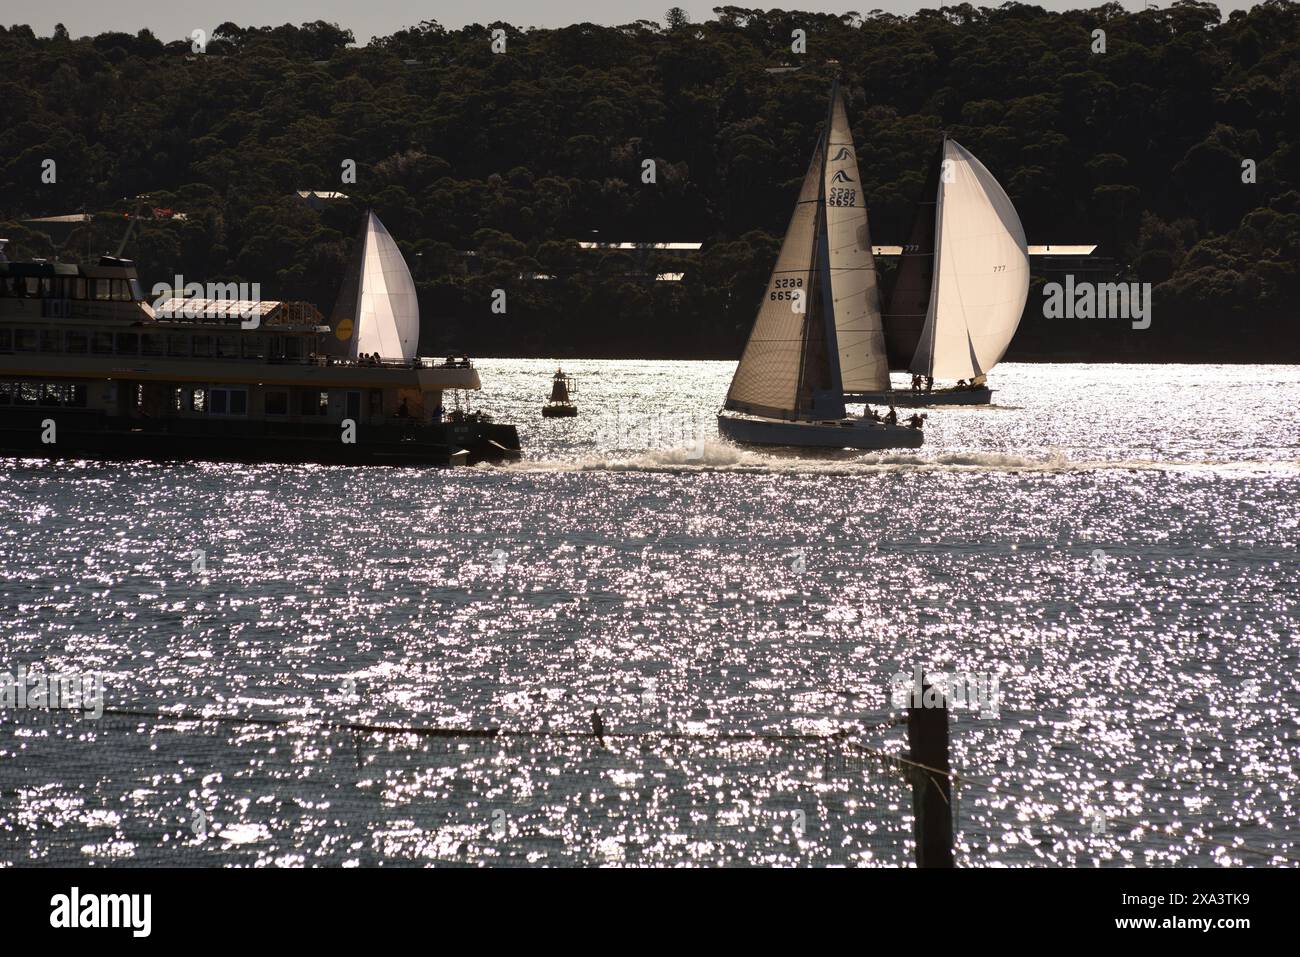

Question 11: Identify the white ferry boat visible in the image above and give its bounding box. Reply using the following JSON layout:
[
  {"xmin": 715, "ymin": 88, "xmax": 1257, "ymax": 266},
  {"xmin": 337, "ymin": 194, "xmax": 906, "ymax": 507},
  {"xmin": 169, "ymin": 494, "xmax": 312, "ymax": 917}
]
[{"xmin": 0, "ymin": 238, "xmax": 520, "ymax": 466}]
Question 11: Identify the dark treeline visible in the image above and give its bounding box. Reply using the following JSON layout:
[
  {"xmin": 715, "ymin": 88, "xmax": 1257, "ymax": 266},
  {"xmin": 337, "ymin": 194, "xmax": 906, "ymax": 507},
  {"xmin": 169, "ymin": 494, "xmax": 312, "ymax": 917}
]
[{"xmin": 1, "ymin": 3, "xmax": 1297, "ymax": 360}]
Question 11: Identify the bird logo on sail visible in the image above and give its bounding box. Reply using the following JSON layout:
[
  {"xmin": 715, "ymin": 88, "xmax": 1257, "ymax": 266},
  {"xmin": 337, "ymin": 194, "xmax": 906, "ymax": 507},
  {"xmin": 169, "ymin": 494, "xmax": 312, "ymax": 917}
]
[
  {"xmin": 831, "ymin": 169, "xmax": 855, "ymax": 183},
  {"xmin": 832, "ymin": 147, "xmax": 854, "ymax": 161}
]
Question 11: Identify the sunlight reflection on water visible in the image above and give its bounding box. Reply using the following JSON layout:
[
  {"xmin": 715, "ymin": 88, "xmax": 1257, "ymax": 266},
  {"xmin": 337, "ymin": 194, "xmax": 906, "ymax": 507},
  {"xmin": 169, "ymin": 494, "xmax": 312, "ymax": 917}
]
[{"xmin": 0, "ymin": 362, "xmax": 1297, "ymax": 866}]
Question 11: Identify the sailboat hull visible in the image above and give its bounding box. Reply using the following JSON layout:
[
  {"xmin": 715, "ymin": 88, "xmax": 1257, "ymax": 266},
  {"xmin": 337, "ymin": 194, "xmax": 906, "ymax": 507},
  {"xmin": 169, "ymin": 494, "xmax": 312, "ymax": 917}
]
[
  {"xmin": 846, "ymin": 387, "xmax": 993, "ymax": 407},
  {"xmin": 717, "ymin": 412, "xmax": 923, "ymax": 450}
]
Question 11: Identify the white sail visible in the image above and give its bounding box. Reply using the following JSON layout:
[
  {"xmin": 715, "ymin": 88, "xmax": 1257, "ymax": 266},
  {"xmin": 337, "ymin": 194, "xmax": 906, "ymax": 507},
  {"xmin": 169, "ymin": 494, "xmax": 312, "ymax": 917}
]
[
  {"xmin": 824, "ymin": 93, "xmax": 890, "ymax": 393},
  {"xmin": 723, "ymin": 141, "xmax": 827, "ymax": 419},
  {"xmin": 910, "ymin": 138, "xmax": 1029, "ymax": 380},
  {"xmin": 352, "ymin": 212, "xmax": 420, "ymax": 360}
]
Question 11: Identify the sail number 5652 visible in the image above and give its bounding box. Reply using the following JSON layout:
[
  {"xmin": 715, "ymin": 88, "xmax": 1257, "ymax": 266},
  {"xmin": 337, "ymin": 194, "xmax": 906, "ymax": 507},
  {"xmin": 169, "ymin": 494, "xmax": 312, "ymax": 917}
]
[{"xmin": 770, "ymin": 277, "xmax": 803, "ymax": 300}]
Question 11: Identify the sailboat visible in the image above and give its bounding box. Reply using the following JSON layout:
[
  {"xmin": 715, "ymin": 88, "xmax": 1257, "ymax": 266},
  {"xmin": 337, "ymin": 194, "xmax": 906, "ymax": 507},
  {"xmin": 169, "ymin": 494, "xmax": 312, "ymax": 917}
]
[
  {"xmin": 851, "ymin": 137, "xmax": 1030, "ymax": 406},
  {"xmin": 327, "ymin": 210, "xmax": 420, "ymax": 361},
  {"xmin": 717, "ymin": 82, "xmax": 923, "ymax": 451}
]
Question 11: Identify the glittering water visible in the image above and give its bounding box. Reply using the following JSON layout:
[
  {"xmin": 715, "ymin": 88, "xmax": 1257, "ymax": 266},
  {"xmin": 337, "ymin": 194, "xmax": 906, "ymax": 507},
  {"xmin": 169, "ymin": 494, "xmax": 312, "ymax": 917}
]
[{"xmin": 1, "ymin": 361, "xmax": 1297, "ymax": 867}]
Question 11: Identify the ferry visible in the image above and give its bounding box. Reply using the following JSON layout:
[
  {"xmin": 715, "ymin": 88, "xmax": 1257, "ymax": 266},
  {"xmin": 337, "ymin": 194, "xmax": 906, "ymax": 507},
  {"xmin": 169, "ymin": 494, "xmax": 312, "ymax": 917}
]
[{"xmin": 0, "ymin": 238, "xmax": 521, "ymax": 466}]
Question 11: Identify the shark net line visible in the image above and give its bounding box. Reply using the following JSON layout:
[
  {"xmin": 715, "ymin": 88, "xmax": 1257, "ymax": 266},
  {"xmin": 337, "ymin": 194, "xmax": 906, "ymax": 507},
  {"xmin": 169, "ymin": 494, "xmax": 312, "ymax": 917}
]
[{"xmin": 0, "ymin": 707, "xmax": 936, "ymax": 867}]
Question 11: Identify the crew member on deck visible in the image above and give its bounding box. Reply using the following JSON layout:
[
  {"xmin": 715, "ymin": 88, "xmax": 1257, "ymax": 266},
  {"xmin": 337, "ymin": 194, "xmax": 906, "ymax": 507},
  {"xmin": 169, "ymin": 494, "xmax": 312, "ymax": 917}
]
[{"xmin": 885, "ymin": 406, "xmax": 898, "ymax": 425}]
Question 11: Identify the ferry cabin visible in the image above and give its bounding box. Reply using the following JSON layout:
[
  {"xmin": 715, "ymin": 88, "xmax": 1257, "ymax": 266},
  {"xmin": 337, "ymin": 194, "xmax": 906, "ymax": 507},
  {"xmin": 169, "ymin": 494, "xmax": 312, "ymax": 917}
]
[{"xmin": 0, "ymin": 255, "xmax": 516, "ymax": 464}]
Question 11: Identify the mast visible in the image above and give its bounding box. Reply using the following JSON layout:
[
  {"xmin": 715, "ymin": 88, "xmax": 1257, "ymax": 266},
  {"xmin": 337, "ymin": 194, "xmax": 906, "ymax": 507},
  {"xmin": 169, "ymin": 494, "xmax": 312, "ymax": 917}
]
[
  {"xmin": 816, "ymin": 80, "xmax": 845, "ymax": 402},
  {"xmin": 883, "ymin": 141, "xmax": 942, "ymax": 370},
  {"xmin": 324, "ymin": 212, "xmax": 369, "ymax": 358},
  {"xmin": 915, "ymin": 135, "xmax": 948, "ymax": 378}
]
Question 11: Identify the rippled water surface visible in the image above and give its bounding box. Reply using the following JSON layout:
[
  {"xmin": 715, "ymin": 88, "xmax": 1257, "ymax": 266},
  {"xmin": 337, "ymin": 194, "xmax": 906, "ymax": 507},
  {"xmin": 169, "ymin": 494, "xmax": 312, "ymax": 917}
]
[{"xmin": 1, "ymin": 361, "xmax": 1297, "ymax": 867}]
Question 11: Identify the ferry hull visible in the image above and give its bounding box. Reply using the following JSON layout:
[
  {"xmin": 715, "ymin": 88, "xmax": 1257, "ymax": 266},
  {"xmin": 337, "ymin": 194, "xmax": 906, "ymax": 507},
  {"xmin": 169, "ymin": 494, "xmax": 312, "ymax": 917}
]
[
  {"xmin": 717, "ymin": 412, "xmax": 923, "ymax": 450},
  {"xmin": 0, "ymin": 410, "xmax": 520, "ymax": 467},
  {"xmin": 845, "ymin": 387, "xmax": 993, "ymax": 407}
]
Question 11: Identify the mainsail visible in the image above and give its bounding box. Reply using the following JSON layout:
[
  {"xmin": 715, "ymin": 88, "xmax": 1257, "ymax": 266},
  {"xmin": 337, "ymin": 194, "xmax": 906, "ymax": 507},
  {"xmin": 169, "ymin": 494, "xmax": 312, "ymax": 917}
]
[
  {"xmin": 326, "ymin": 211, "xmax": 420, "ymax": 361},
  {"xmin": 824, "ymin": 92, "xmax": 890, "ymax": 393},
  {"xmin": 723, "ymin": 88, "xmax": 846, "ymax": 422},
  {"xmin": 909, "ymin": 138, "xmax": 1029, "ymax": 380}
]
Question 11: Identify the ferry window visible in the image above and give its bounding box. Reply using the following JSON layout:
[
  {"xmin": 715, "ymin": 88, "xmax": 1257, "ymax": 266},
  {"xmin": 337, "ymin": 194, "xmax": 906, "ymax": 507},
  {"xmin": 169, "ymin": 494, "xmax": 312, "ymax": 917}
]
[
  {"xmin": 112, "ymin": 280, "xmax": 132, "ymax": 301},
  {"xmin": 0, "ymin": 277, "xmax": 11, "ymax": 296},
  {"xmin": 167, "ymin": 335, "xmax": 188, "ymax": 357},
  {"xmin": 209, "ymin": 387, "xmax": 248, "ymax": 416},
  {"xmin": 173, "ymin": 388, "xmax": 184, "ymax": 412},
  {"xmin": 346, "ymin": 391, "xmax": 361, "ymax": 421},
  {"xmin": 134, "ymin": 384, "xmax": 143, "ymax": 409},
  {"xmin": 65, "ymin": 332, "xmax": 88, "ymax": 353},
  {"xmin": 0, "ymin": 383, "xmax": 9, "ymax": 404},
  {"xmin": 66, "ymin": 384, "xmax": 86, "ymax": 407},
  {"xmin": 25, "ymin": 278, "xmax": 39, "ymax": 296},
  {"xmin": 215, "ymin": 335, "xmax": 237, "ymax": 358},
  {"xmin": 15, "ymin": 329, "xmax": 37, "ymax": 351},
  {"xmin": 242, "ymin": 338, "xmax": 265, "ymax": 359},
  {"xmin": 73, "ymin": 278, "xmax": 87, "ymax": 300},
  {"xmin": 0, "ymin": 329, "xmax": 10, "ymax": 351},
  {"xmin": 284, "ymin": 337, "xmax": 302, "ymax": 359},
  {"xmin": 141, "ymin": 334, "xmax": 164, "ymax": 356},
  {"xmin": 40, "ymin": 383, "xmax": 61, "ymax": 406},
  {"xmin": 130, "ymin": 279, "xmax": 145, "ymax": 301},
  {"xmin": 115, "ymin": 333, "xmax": 138, "ymax": 355},
  {"xmin": 190, "ymin": 389, "xmax": 206, "ymax": 412},
  {"xmin": 319, "ymin": 391, "xmax": 329, "ymax": 414},
  {"xmin": 265, "ymin": 391, "xmax": 288, "ymax": 415},
  {"xmin": 17, "ymin": 383, "xmax": 38, "ymax": 405},
  {"xmin": 298, "ymin": 390, "xmax": 319, "ymax": 415},
  {"xmin": 192, "ymin": 336, "xmax": 212, "ymax": 357},
  {"xmin": 94, "ymin": 280, "xmax": 111, "ymax": 300},
  {"xmin": 40, "ymin": 278, "xmax": 53, "ymax": 297},
  {"xmin": 368, "ymin": 389, "xmax": 382, "ymax": 416},
  {"xmin": 40, "ymin": 330, "xmax": 61, "ymax": 352},
  {"xmin": 91, "ymin": 332, "xmax": 114, "ymax": 354}
]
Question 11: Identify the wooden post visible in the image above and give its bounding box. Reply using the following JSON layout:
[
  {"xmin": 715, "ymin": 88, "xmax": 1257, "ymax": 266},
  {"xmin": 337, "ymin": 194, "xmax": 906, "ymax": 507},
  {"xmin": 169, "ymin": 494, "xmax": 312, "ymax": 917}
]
[{"xmin": 907, "ymin": 670, "xmax": 954, "ymax": 867}]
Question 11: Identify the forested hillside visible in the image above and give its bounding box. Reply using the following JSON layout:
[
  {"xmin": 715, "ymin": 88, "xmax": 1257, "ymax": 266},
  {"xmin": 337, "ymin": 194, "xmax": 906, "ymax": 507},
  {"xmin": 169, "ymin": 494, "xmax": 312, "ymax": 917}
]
[{"xmin": 2, "ymin": 3, "xmax": 1297, "ymax": 360}]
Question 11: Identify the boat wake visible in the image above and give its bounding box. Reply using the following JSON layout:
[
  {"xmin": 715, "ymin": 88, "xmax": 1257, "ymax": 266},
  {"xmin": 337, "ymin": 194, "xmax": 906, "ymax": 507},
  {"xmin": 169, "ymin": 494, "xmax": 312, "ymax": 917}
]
[{"xmin": 493, "ymin": 442, "xmax": 1300, "ymax": 477}]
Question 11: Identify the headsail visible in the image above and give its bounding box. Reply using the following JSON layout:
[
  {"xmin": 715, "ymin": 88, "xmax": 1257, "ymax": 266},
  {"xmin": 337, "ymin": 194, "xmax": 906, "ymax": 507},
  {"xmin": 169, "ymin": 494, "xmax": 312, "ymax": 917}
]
[
  {"xmin": 824, "ymin": 92, "xmax": 890, "ymax": 393},
  {"xmin": 724, "ymin": 120, "xmax": 843, "ymax": 421},
  {"xmin": 325, "ymin": 212, "xmax": 421, "ymax": 360},
  {"xmin": 353, "ymin": 212, "xmax": 420, "ymax": 360},
  {"xmin": 910, "ymin": 138, "xmax": 1029, "ymax": 380}
]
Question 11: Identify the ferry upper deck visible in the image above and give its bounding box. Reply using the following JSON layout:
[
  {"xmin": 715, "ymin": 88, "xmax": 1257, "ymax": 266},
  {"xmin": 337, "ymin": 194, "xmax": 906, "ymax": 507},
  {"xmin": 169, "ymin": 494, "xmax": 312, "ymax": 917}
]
[{"xmin": 0, "ymin": 254, "xmax": 481, "ymax": 393}]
